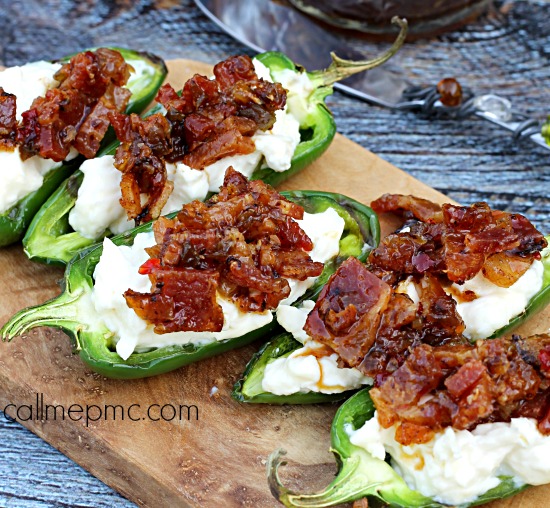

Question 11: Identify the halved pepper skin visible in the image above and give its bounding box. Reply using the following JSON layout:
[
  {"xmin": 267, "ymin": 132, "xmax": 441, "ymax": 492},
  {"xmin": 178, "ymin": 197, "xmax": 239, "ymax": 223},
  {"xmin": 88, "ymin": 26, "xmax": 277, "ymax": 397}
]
[
  {"xmin": 22, "ymin": 51, "xmax": 338, "ymax": 266},
  {"xmin": 2, "ymin": 191, "xmax": 378, "ymax": 379},
  {"xmin": 0, "ymin": 48, "xmax": 168, "ymax": 248},
  {"xmin": 268, "ymin": 388, "xmax": 527, "ymax": 508},
  {"xmin": 235, "ymin": 237, "xmax": 550, "ymax": 405}
]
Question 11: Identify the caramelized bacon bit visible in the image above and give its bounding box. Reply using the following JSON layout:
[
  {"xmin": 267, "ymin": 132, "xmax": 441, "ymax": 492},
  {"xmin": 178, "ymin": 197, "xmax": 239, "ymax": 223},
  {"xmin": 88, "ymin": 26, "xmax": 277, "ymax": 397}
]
[
  {"xmin": 110, "ymin": 112, "xmax": 173, "ymax": 223},
  {"xmin": 370, "ymin": 194, "xmax": 547, "ymax": 286},
  {"xmin": 481, "ymin": 252, "xmax": 533, "ymax": 287},
  {"xmin": 125, "ymin": 268, "xmax": 223, "ymax": 334},
  {"xmin": 73, "ymin": 84, "xmax": 131, "ymax": 158},
  {"xmin": 155, "ymin": 55, "xmax": 287, "ymax": 169},
  {"xmin": 17, "ymin": 48, "xmax": 132, "ymax": 162},
  {"xmin": 371, "ymin": 194, "xmax": 443, "ymax": 223},
  {"xmin": 514, "ymin": 334, "xmax": 550, "ymax": 376},
  {"xmin": 124, "ymin": 168, "xmax": 323, "ymax": 332},
  {"xmin": 370, "ymin": 337, "xmax": 547, "ymax": 445},
  {"xmin": 0, "ymin": 88, "xmax": 17, "ymax": 150},
  {"xmin": 305, "ymin": 257, "xmax": 392, "ymax": 367},
  {"xmin": 306, "ymin": 257, "xmax": 466, "ymax": 380}
]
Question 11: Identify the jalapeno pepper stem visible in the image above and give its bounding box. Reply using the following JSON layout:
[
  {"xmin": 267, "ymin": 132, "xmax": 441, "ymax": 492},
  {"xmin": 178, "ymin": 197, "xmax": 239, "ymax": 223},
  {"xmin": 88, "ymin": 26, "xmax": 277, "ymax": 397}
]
[
  {"xmin": 0, "ymin": 290, "xmax": 84, "ymax": 344},
  {"xmin": 267, "ymin": 448, "xmax": 381, "ymax": 507},
  {"xmin": 309, "ymin": 17, "xmax": 408, "ymax": 88}
]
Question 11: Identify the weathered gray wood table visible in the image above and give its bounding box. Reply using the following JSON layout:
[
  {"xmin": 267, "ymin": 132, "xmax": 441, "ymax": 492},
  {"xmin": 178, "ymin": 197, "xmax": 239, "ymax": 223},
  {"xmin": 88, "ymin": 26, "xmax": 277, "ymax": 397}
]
[{"xmin": 0, "ymin": 0, "xmax": 549, "ymax": 506}]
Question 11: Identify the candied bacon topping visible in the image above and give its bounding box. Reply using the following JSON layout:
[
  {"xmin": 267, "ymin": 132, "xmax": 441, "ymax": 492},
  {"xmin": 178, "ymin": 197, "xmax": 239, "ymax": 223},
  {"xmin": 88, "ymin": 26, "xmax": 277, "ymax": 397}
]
[
  {"xmin": 0, "ymin": 88, "xmax": 17, "ymax": 151},
  {"xmin": 16, "ymin": 48, "xmax": 132, "ymax": 162},
  {"xmin": 155, "ymin": 55, "xmax": 287, "ymax": 169},
  {"xmin": 370, "ymin": 194, "xmax": 547, "ymax": 286},
  {"xmin": 371, "ymin": 194, "xmax": 443, "ymax": 223},
  {"xmin": 304, "ymin": 257, "xmax": 467, "ymax": 382},
  {"xmin": 124, "ymin": 168, "xmax": 323, "ymax": 333},
  {"xmin": 110, "ymin": 112, "xmax": 173, "ymax": 223},
  {"xmin": 112, "ymin": 55, "xmax": 287, "ymax": 223},
  {"xmin": 304, "ymin": 257, "xmax": 392, "ymax": 367},
  {"xmin": 370, "ymin": 337, "xmax": 550, "ymax": 445}
]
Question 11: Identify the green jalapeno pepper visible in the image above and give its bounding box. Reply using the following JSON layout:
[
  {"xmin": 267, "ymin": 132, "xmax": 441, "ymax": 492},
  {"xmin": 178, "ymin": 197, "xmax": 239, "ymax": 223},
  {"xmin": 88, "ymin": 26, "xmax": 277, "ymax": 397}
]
[
  {"xmin": 235, "ymin": 237, "xmax": 550, "ymax": 405},
  {"xmin": 1, "ymin": 191, "xmax": 377, "ymax": 379},
  {"xmin": 268, "ymin": 388, "xmax": 527, "ymax": 507},
  {"xmin": 22, "ymin": 18, "xmax": 407, "ymax": 266},
  {"xmin": 0, "ymin": 48, "xmax": 168, "ymax": 248}
]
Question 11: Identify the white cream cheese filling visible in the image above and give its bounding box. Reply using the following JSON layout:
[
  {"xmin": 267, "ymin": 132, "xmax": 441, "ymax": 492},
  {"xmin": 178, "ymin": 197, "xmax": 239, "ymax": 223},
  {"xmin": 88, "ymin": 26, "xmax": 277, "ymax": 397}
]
[
  {"xmin": 348, "ymin": 412, "xmax": 550, "ymax": 505},
  {"xmin": 449, "ymin": 259, "xmax": 544, "ymax": 340},
  {"xmin": 69, "ymin": 58, "xmax": 310, "ymax": 239},
  {"xmin": 91, "ymin": 208, "xmax": 344, "ymax": 360},
  {"xmin": 262, "ymin": 339, "xmax": 372, "ymax": 395}
]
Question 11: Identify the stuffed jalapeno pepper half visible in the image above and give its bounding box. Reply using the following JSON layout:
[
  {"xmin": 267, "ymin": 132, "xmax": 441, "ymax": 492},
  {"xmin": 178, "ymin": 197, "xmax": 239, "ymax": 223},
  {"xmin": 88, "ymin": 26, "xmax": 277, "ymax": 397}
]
[
  {"xmin": 0, "ymin": 47, "xmax": 167, "ymax": 246},
  {"xmin": 22, "ymin": 18, "xmax": 407, "ymax": 266},
  {"xmin": 269, "ymin": 330, "xmax": 550, "ymax": 507},
  {"xmin": 1, "ymin": 168, "xmax": 378, "ymax": 379},
  {"xmin": 234, "ymin": 194, "xmax": 550, "ymax": 404}
]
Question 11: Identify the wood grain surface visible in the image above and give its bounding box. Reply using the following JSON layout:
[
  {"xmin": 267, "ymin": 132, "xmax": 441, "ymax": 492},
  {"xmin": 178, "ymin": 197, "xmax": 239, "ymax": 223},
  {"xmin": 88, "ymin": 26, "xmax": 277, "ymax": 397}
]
[
  {"xmin": 0, "ymin": 57, "xmax": 549, "ymax": 508},
  {"xmin": 1, "ymin": 0, "xmax": 549, "ymax": 506}
]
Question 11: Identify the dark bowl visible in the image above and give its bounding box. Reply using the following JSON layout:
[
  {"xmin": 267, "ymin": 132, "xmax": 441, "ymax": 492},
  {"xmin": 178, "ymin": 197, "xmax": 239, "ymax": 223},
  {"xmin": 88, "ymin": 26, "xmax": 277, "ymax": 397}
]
[{"xmin": 287, "ymin": 0, "xmax": 492, "ymax": 37}]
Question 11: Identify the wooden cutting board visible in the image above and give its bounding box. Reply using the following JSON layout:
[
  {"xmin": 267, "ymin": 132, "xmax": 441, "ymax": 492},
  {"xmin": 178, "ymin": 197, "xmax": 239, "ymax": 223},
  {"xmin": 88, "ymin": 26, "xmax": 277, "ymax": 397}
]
[{"xmin": 0, "ymin": 59, "xmax": 548, "ymax": 508}]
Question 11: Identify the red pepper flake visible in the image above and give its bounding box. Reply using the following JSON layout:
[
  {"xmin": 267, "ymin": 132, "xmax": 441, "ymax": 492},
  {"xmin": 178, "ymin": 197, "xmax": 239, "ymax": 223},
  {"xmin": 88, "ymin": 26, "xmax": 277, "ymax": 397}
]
[{"xmin": 138, "ymin": 258, "xmax": 161, "ymax": 275}]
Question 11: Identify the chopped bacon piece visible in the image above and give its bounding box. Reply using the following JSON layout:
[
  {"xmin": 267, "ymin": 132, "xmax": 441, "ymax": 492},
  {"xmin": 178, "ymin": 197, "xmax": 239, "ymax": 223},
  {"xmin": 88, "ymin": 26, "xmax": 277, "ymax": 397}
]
[
  {"xmin": 15, "ymin": 48, "xmax": 132, "ymax": 161},
  {"xmin": 370, "ymin": 194, "xmax": 547, "ymax": 286},
  {"xmin": 370, "ymin": 337, "xmax": 548, "ymax": 445},
  {"xmin": 155, "ymin": 55, "xmax": 287, "ymax": 169},
  {"xmin": 110, "ymin": 112, "xmax": 173, "ymax": 223},
  {"xmin": 125, "ymin": 168, "xmax": 323, "ymax": 331},
  {"xmin": 514, "ymin": 335, "xmax": 550, "ymax": 376},
  {"xmin": 416, "ymin": 273, "xmax": 465, "ymax": 341},
  {"xmin": 73, "ymin": 84, "xmax": 131, "ymax": 158},
  {"xmin": 213, "ymin": 55, "xmax": 258, "ymax": 90},
  {"xmin": 0, "ymin": 88, "xmax": 17, "ymax": 150},
  {"xmin": 370, "ymin": 345, "xmax": 446, "ymax": 429},
  {"xmin": 395, "ymin": 422, "xmax": 435, "ymax": 446},
  {"xmin": 444, "ymin": 360, "xmax": 486, "ymax": 398},
  {"xmin": 125, "ymin": 268, "xmax": 223, "ymax": 334},
  {"xmin": 371, "ymin": 194, "xmax": 443, "ymax": 223},
  {"xmin": 305, "ymin": 257, "xmax": 392, "ymax": 367},
  {"xmin": 183, "ymin": 127, "xmax": 255, "ymax": 169}
]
